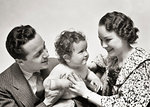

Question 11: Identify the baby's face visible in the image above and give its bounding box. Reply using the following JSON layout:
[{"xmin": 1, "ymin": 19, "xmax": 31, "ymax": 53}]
[{"xmin": 68, "ymin": 40, "xmax": 89, "ymax": 68}]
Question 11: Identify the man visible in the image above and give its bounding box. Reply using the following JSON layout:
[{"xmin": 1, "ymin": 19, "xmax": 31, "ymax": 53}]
[{"xmin": 0, "ymin": 25, "xmax": 59, "ymax": 107}]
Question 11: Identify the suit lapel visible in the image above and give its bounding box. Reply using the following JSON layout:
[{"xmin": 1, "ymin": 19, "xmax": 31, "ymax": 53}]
[
  {"xmin": 11, "ymin": 63, "xmax": 36, "ymax": 107},
  {"xmin": 9, "ymin": 58, "xmax": 59, "ymax": 106}
]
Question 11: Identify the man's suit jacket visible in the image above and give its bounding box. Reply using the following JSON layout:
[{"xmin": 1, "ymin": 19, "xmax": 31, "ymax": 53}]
[{"xmin": 0, "ymin": 58, "xmax": 59, "ymax": 107}]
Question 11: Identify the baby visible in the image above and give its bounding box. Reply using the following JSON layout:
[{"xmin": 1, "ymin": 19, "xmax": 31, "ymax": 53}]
[{"xmin": 43, "ymin": 30, "xmax": 102, "ymax": 106}]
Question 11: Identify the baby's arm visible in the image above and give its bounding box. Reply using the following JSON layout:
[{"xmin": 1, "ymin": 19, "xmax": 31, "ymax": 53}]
[
  {"xmin": 46, "ymin": 79, "xmax": 72, "ymax": 90},
  {"xmin": 43, "ymin": 64, "xmax": 73, "ymax": 91},
  {"xmin": 44, "ymin": 74, "xmax": 72, "ymax": 90}
]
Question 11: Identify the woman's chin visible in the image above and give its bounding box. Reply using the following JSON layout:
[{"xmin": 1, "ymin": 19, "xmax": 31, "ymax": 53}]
[{"xmin": 108, "ymin": 53, "xmax": 116, "ymax": 58}]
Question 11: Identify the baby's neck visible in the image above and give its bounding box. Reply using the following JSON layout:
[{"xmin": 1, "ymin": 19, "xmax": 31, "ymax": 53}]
[
  {"xmin": 70, "ymin": 65, "xmax": 88, "ymax": 79},
  {"xmin": 69, "ymin": 65, "xmax": 86, "ymax": 72}
]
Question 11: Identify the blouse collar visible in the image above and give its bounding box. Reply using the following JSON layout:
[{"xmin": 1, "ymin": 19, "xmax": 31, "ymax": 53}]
[{"xmin": 116, "ymin": 47, "xmax": 150, "ymax": 85}]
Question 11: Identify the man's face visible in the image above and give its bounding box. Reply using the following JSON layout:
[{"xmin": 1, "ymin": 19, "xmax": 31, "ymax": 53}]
[{"xmin": 20, "ymin": 33, "xmax": 49, "ymax": 73}]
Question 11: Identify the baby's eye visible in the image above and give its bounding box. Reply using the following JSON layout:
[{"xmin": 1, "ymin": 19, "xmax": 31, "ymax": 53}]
[
  {"xmin": 79, "ymin": 49, "xmax": 86, "ymax": 53},
  {"xmin": 79, "ymin": 50, "xmax": 84, "ymax": 53}
]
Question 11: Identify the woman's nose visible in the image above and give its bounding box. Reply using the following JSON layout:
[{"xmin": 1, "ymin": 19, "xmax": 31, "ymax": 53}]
[{"xmin": 101, "ymin": 41, "xmax": 108, "ymax": 48}]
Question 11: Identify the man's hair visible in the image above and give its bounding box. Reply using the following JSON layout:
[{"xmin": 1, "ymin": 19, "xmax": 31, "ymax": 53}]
[
  {"xmin": 6, "ymin": 25, "xmax": 36, "ymax": 60},
  {"xmin": 55, "ymin": 30, "xmax": 86, "ymax": 65}
]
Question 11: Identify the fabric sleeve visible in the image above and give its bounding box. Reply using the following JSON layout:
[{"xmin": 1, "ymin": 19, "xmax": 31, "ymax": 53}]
[
  {"xmin": 98, "ymin": 62, "xmax": 150, "ymax": 107},
  {"xmin": 92, "ymin": 54, "xmax": 107, "ymax": 67},
  {"xmin": 0, "ymin": 87, "xmax": 19, "ymax": 107}
]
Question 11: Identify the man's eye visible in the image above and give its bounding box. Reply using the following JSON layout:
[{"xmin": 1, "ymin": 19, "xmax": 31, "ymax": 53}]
[
  {"xmin": 35, "ymin": 53, "xmax": 41, "ymax": 57},
  {"xmin": 35, "ymin": 50, "xmax": 43, "ymax": 57},
  {"xmin": 105, "ymin": 39, "xmax": 111, "ymax": 42}
]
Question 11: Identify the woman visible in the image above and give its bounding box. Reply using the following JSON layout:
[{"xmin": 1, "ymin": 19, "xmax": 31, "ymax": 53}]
[{"xmin": 68, "ymin": 11, "xmax": 150, "ymax": 107}]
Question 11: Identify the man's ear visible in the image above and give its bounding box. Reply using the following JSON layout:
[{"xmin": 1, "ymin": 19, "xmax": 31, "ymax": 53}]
[
  {"xmin": 15, "ymin": 59, "xmax": 24, "ymax": 65},
  {"xmin": 63, "ymin": 54, "xmax": 71, "ymax": 63}
]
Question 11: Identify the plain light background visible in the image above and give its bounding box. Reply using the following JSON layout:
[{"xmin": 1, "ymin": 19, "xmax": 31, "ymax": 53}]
[{"xmin": 0, "ymin": 0, "xmax": 150, "ymax": 73}]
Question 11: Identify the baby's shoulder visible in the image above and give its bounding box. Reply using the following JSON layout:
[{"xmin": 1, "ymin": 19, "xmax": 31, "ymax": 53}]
[{"xmin": 51, "ymin": 64, "xmax": 73, "ymax": 75}]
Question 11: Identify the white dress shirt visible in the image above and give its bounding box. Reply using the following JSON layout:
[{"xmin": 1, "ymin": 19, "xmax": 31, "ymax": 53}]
[{"xmin": 21, "ymin": 68, "xmax": 38, "ymax": 94}]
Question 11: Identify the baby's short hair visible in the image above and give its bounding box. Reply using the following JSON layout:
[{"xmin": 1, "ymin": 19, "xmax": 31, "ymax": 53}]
[{"xmin": 55, "ymin": 30, "xmax": 86, "ymax": 65}]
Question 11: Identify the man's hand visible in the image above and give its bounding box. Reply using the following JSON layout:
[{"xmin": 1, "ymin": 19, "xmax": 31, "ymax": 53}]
[{"xmin": 44, "ymin": 90, "xmax": 64, "ymax": 106}]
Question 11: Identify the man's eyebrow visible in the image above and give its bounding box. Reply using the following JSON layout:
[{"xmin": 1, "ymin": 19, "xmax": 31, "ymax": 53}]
[{"xmin": 33, "ymin": 41, "xmax": 46, "ymax": 57}]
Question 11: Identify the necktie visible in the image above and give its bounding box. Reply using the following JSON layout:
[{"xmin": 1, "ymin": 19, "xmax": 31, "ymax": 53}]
[{"xmin": 34, "ymin": 72, "xmax": 45, "ymax": 101}]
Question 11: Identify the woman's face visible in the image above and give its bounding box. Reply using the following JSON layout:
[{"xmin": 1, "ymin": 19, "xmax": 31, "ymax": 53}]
[{"xmin": 98, "ymin": 25, "xmax": 128, "ymax": 57}]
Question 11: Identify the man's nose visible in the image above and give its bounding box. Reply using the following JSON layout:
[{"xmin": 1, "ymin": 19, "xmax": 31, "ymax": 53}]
[
  {"xmin": 42, "ymin": 49, "xmax": 49, "ymax": 58},
  {"xmin": 84, "ymin": 51, "xmax": 89, "ymax": 57}
]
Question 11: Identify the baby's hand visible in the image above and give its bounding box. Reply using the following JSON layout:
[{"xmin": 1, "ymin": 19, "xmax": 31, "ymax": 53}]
[
  {"xmin": 60, "ymin": 73, "xmax": 72, "ymax": 89},
  {"xmin": 87, "ymin": 62, "xmax": 97, "ymax": 71},
  {"xmin": 62, "ymin": 79, "xmax": 72, "ymax": 89},
  {"xmin": 90, "ymin": 78, "xmax": 103, "ymax": 92}
]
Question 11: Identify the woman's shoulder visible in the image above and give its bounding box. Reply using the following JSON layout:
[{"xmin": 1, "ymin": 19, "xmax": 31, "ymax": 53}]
[
  {"xmin": 133, "ymin": 47, "xmax": 150, "ymax": 60},
  {"xmin": 123, "ymin": 47, "xmax": 150, "ymax": 70}
]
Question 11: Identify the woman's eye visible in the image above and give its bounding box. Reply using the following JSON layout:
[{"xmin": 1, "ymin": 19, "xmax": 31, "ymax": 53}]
[{"xmin": 105, "ymin": 39, "xmax": 111, "ymax": 42}]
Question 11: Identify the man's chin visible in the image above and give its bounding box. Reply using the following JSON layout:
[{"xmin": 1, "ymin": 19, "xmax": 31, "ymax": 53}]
[{"xmin": 41, "ymin": 64, "xmax": 49, "ymax": 70}]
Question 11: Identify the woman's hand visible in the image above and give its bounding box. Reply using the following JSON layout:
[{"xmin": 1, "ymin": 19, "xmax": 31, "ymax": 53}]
[
  {"xmin": 68, "ymin": 73, "xmax": 103, "ymax": 106},
  {"xmin": 67, "ymin": 72, "xmax": 90, "ymax": 97}
]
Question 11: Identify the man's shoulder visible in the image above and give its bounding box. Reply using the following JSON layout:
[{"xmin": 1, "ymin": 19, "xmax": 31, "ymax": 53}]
[
  {"xmin": 0, "ymin": 63, "xmax": 15, "ymax": 77},
  {"xmin": 0, "ymin": 63, "xmax": 17, "ymax": 86}
]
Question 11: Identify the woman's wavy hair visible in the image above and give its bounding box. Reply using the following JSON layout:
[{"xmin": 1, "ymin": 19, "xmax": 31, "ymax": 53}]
[
  {"xmin": 99, "ymin": 11, "xmax": 139, "ymax": 44},
  {"xmin": 55, "ymin": 30, "xmax": 86, "ymax": 65}
]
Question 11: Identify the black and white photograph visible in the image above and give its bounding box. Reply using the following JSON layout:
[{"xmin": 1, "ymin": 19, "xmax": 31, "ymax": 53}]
[{"xmin": 0, "ymin": 0, "xmax": 150, "ymax": 106}]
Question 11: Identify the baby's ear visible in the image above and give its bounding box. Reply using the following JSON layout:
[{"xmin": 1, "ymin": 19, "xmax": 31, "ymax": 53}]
[{"xmin": 63, "ymin": 54, "xmax": 71, "ymax": 63}]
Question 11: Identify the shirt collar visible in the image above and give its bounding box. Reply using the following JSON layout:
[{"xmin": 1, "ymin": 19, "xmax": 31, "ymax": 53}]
[
  {"xmin": 22, "ymin": 70, "xmax": 33, "ymax": 80},
  {"xmin": 19, "ymin": 65, "xmax": 40, "ymax": 80}
]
